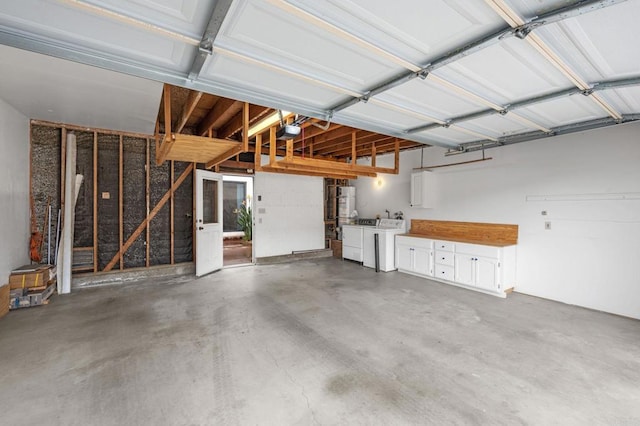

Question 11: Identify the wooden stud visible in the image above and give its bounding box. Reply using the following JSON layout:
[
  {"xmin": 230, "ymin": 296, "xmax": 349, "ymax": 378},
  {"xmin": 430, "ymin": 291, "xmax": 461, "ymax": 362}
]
[
  {"xmin": 31, "ymin": 119, "xmax": 152, "ymax": 139},
  {"xmin": 394, "ymin": 138, "xmax": 400, "ymax": 173},
  {"xmin": 261, "ymin": 165, "xmax": 357, "ymax": 180},
  {"xmin": 371, "ymin": 143, "xmax": 376, "ymax": 168},
  {"xmin": 93, "ymin": 132, "xmax": 98, "ymax": 272},
  {"xmin": 103, "ymin": 163, "xmax": 194, "ymax": 272},
  {"xmin": 309, "ymin": 140, "xmax": 313, "ymax": 158},
  {"xmin": 286, "ymin": 139, "xmax": 293, "ymax": 160},
  {"xmin": 170, "ymin": 160, "xmax": 175, "ymax": 265},
  {"xmin": 119, "ymin": 135, "xmax": 123, "ymax": 270},
  {"xmin": 242, "ymin": 102, "xmax": 249, "ymax": 152},
  {"xmin": 163, "ymin": 84, "xmax": 172, "ymax": 139},
  {"xmin": 146, "ymin": 138, "xmax": 150, "ymax": 268},
  {"xmin": 269, "ymin": 126, "xmax": 276, "ymax": 166},
  {"xmin": 254, "ymin": 133, "xmax": 262, "ymax": 171},
  {"xmin": 175, "ymin": 90, "xmax": 203, "ymax": 133},
  {"xmin": 198, "ymin": 98, "xmax": 240, "ymax": 136},
  {"xmin": 60, "ymin": 127, "xmax": 67, "ymax": 216},
  {"xmin": 192, "ymin": 162, "xmax": 196, "ymax": 264},
  {"xmin": 351, "ymin": 131, "xmax": 357, "ymax": 164}
]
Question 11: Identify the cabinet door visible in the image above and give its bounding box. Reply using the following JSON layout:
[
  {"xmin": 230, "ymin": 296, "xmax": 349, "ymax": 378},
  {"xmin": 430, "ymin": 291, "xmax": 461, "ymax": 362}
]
[
  {"xmin": 410, "ymin": 172, "xmax": 422, "ymax": 207},
  {"xmin": 414, "ymin": 248, "xmax": 432, "ymax": 276},
  {"xmin": 454, "ymin": 254, "xmax": 475, "ymax": 286},
  {"xmin": 475, "ymin": 256, "xmax": 498, "ymax": 291},
  {"xmin": 396, "ymin": 244, "xmax": 413, "ymax": 271}
]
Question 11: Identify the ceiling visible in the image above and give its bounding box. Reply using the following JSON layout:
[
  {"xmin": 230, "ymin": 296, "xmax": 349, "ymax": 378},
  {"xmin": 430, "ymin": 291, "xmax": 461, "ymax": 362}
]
[{"xmin": 0, "ymin": 0, "xmax": 639, "ymax": 153}]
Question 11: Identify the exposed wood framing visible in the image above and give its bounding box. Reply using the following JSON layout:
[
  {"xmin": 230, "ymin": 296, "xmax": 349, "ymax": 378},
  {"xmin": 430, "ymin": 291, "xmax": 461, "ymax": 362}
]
[
  {"xmin": 254, "ymin": 133, "xmax": 262, "ymax": 171},
  {"xmin": 60, "ymin": 127, "xmax": 67, "ymax": 232},
  {"xmin": 93, "ymin": 131, "xmax": 98, "ymax": 272},
  {"xmin": 219, "ymin": 105, "xmax": 271, "ymax": 139},
  {"xmin": 351, "ymin": 131, "xmax": 356, "ymax": 161},
  {"xmin": 371, "ymin": 143, "xmax": 376, "ymax": 168},
  {"xmin": 146, "ymin": 138, "xmax": 150, "ymax": 268},
  {"xmin": 205, "ymin": 143, "xmax": 244, "ymax": 169},
  {"xmin": 275, "ymin": 157, "xmax": 378, "ymax": 177},
  {"xmin": 31, "ymin": 119, "xmax": 152, "ymax": 140},
  {"xmin": 156, "ymin": 84, "xmax": 174, "ymax": 165},
  {"xmin": 269, "ymin": 126, "xmax": 276, "ymax": 166},
  {"xmin": 394, "ymin": 138, "xmax": 400, "ymax": 173},
  {"xmin": 197, "ymin": 98, "xmax": 240, "ymax": 136},
  {"xmin": 103, "ymin": 163, "xmax": 194, "ymax": 272},
  {"xmin": 261, "ymin": 165, "xmax": 357, "ymax": 180},
  {"xmin": 242, "ymin": 102, "xmax": 249, "ymax": 152},
  {"xmin": 170, "ymin": 160, "xmax": 175, "ymax": 265},
  {"xmin": 175, "ymin": 91, "xmax": 203, "ymax": 133},
  {"xmin": 119, "ymin": 134, "xmax": 123, "ymax": 270}
]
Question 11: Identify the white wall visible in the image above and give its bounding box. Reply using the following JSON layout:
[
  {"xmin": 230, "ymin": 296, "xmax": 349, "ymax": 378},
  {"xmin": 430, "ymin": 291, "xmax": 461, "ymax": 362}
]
[
  {"xmin": 253, "ymin": 172, "xmax": 324, "ymax": 258},
  {"xmin": 0, "ymin": 97, "xmax": 30, "ymax": 282},
  {"xmin": 354, "ymin": 122, "xmax": 640, "ymax": 319}
]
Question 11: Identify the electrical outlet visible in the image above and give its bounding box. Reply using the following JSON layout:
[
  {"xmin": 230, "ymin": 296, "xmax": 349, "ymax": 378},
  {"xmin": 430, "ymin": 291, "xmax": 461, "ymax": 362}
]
[{"xmin": 545, "ymin": 221, "xmax": 551, "ymax": 230}]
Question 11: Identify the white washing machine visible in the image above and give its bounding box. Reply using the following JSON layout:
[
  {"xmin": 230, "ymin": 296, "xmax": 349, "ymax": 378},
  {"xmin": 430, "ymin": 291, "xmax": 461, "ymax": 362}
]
[
  {"xmin": 342, "ymin": 218, "xmax": 378, "ymax": 262},
  {"xmin": 363, "ymin": 219, "xmax": 406, "ymax": 272}
]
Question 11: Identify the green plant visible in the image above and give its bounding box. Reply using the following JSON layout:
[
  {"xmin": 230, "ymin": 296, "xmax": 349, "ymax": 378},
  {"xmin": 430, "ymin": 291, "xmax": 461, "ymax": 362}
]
[{"xmin": 235, "ymin": 200, "xmax": 252, "ymax": 241}]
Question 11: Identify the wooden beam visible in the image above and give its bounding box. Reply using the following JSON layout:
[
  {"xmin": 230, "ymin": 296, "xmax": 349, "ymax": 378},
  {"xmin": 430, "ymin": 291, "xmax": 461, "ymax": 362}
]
[
  {"xmin": 286, "ymin": 139, "xmax": 294, "ymax": 160},
  {"xmin": 219, "ymin": 160, "xmax": 255, "ymax": 170},
  {"xmin": 292, "ymin": 123, "xmax": 343, "ymax": 148},
  {"xmin": 275, "ymin": 158, "xmax": 378, "ymax": 177},
  {"xmin": 261, "ymin": 165, "xmax": 357, "ymax": 180},
  {"xmin": 205, "ymin": 144, "xmax": 244, "ymax": 169},
  {"xmin": 163, "ymin": 84, "xmax": 172, "ymax": 139},
  {"xmin": 170, "ymin": 160, "xmax": 175, "ymax": 265},
  {"xmin": 175, "ymin": 90, "xmax": 203, "ymax": 133},
  {"xmin": 254, "ymin": 133, "xmax": 262, "ymax": 171},
  {"xmin": 371, "ymin": 143, "xmax": 376, "ymax": 168},
  {"xmin": 103, "ymin": 163, "xmax": 194, "ymax": 272},
  {"xmin": 197, "ymin": 98, "xmax": 241, "ymax": 136},
  {"xmin": 218, "ymin": 104, "xmax": 271, "ymax": 139},
  {"xmin": 269, "ymin": 126, "xmax": 276, "ymax": 166},
  {"xmin": 93, "ymin": 132, "xmax": 98, "ymax": 272},
  {"xmin": 146, "ymin": 138, "xmax": 150, "ymax": 268},
  {"xmin": 351, "ymin": 131, "xmax": 356, "ymax": 162},
  {"xmin": 119, "ymin": 135, "xmax": 123, "ymax": 270},
  {"xmin": 242, "ymin": 102, "xmax": 249, "ymax": 152},
  {"xmin": 31, "ymin": 119, "xmax": 152, "ymax": 139},
  {"xmin": 394, "ymin": 138, "xmax": 400, "ymax": 173},
  {"xmin": 321, "ymin": 136, "xmax": 395, "ymax": 157}
]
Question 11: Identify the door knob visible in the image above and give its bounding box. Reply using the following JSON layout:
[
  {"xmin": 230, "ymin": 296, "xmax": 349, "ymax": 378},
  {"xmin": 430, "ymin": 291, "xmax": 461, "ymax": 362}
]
[{"xmin": 198, "ymin": 226, "xmax": 204, "ymax": 230}]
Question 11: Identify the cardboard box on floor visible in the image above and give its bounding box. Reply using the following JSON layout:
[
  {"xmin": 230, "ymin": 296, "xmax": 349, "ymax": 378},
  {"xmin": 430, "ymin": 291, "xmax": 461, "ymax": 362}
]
[
  {"xmin": 9, "ymin": 264, "xmax": 56, "ymax": 290},
  {"xmin": 0, "ymin": 284, "xmax": 9, "ymax": 319}
]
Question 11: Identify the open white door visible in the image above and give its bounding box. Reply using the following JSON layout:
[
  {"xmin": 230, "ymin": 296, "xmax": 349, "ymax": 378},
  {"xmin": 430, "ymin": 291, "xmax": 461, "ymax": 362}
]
[{"xmin": 195, "ymin": 169, "xmax": 223, "ymax": 277}]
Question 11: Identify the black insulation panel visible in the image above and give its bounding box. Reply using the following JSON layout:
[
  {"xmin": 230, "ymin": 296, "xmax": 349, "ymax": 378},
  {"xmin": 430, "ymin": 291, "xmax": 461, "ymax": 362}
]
[
  {"xmin": 173, "ymin": 161, "xmax": 193, "ymax": 263},
  {"xmin": 73, "ymin": 132, "xmax": 94, "ymax": 249},
  {"xmin": 97, "ymin": 134, "xmax": 120, "ymax": 270},
  {"xmin": 123, "ymin": 137, "xmax": 147, "ymax": 268},
  {"xmin": 149, "ymin": 141, "xmax": 170, "ymax": 266}
]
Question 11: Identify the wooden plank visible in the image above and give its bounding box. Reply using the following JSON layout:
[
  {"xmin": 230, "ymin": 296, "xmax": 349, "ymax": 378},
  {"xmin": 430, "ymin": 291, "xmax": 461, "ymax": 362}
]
[
  {"xmin": 163, "ymin": 84, "xmax": 172, "ymax": 138},
  {"xmin": 277, "ymin": 156, "xmax": 380, "ymax": 176},
  {"xmin": 103, "ymin": 163, "xmax": 194, "ymax": 272},
  {"xmin": 219, "ymin": 160, "xmax": 255, "ymax": 170},
  {"xmin": 371, "ymin": 143, "xmax": 376, "ymax": 168},
  {"xmin": 254, "ymin": 133, "xmax": 262, "ymax": 171},
  {"xmin": 286, "ymin": 139, "xmax": 293, "ymax": 160},
  {"xmin": 197, "ymin": 98, "xmax": 241, "ymax": 136},
  {"xmin": 192, "ymin": 162, "xmax": 196, "ymax": 264},
  {"xmin": 218, "ymin": 104, "xmax": 270, "ymax": 139},
  {"xmin": 93, "ymin": 132, "xmax": 98, "ymax": 272},
  {"xmin": 119, "ymin": 135, "xmax": 123, "ymax": 270},
  {"xmin": 269, "ymin": 126, "xmax": 276, "ymax": 166},
  {"xmin": 175, "ymin": 90, "xmax": 203, "ymax": 133},
  {"xmin": 159, "ymin": 134, "xmax": 241, "ymax": 164},
  {"xmin": 242, "ymin": 102, "xmax": 250, "ymax": 152},
  {"xmin": 170, "ymin": 160, "xmax": 175, "ymax": 265},
  {"xmin": 274, "ymin": 159, "xmax": 377, "ymax": 177},
  {"xmin": 31, "ymin": 119, "xmax": 152, "ymax": 139},
  {"xmin": 205, "ymin": 143, "xmax": 244, "ymax": 169},
  {"xmin": 394, "ymin": 138, "xmax": 400, "ymax": 173},
  {"xmin": 351, "ymin": 131, "xmax": 356, "ymax": 161},
  {"xmin": 261, "ymin": 165, "xmax": 357, "ymax": 180},
  {"xmin": 409, "ymin": 220, "xmax": 519, "ymax": 246},
  {"xmin": 60, "ymin": 128, "xmax": 67, "ymax": 214},
  {"xmin": 146, "ymin": 138, "xmax": 150, "ymax": 268}
]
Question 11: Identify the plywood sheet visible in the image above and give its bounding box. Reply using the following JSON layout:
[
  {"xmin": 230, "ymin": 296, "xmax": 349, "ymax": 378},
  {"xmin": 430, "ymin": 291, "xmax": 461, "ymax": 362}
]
[{"xmin": 164, "ymin": 134, "xmax": 242, "ymax": 164}]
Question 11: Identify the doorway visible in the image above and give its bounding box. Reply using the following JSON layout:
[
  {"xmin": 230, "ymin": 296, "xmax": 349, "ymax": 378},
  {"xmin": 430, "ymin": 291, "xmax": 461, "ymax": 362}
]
[{"xmin": 222, "ymin": 175, "xmax": 254, "ymax": 267}]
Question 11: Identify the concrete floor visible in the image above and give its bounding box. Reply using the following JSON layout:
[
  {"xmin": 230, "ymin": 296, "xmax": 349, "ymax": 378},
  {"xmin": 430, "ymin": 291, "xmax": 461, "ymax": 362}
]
[{"xmin": 1, "ymin": 259, "xmax": 639, "ymax": 425}]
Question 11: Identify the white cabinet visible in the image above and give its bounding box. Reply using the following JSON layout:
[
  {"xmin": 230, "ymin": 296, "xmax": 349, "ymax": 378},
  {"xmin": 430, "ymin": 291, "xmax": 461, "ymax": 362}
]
[
  {"xmin": 342, "ymin": 225, "xmax": 363, "ymax": 262},
  {"xmin": 410, "ymin": 171, "xmax": 436, "ymax": 208},
  {"xmin": 396, "ymin": 235, "xmax": 516, "ymax": 298},
  {"xmin": 396, "ymin": 236, "xmax": 433, "ymax": 277}
]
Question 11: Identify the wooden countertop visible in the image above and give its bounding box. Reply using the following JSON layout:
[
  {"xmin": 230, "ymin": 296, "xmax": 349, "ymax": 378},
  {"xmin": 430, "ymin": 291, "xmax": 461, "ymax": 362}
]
[{"xmin": 398, "ymin": 233, "xmax": 516, "ymax": 247}]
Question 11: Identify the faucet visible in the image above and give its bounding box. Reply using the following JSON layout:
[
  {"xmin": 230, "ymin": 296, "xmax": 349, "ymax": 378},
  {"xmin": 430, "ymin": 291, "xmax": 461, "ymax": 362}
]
[{"xmin": 385, "ymin": 209, "xmax": 390, "ymax": 219}]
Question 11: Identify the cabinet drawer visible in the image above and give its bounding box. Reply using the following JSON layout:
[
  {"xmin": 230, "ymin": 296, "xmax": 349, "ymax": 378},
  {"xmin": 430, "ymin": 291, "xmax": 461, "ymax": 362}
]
[
  {"xmin": 342, "ymin": 245, "xmax": 362, "ymax": 262},
  {"xmin": 434, "ymin": 240, "xmax": 455, "ymax": 252},
  {"xmin": 435, "ymin": 265, "xmax": 454, "ymax": 281},
  {"xmin": 396, "ymin": 235, "xmax": 433, "ymax": 249},
  {"xmin": 435, "ymin": 250, "xmax": 454, "ymax": 266},
  {"xmin": 455, "ymin": 242, "xmax": 500, "ymax": 258}
]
